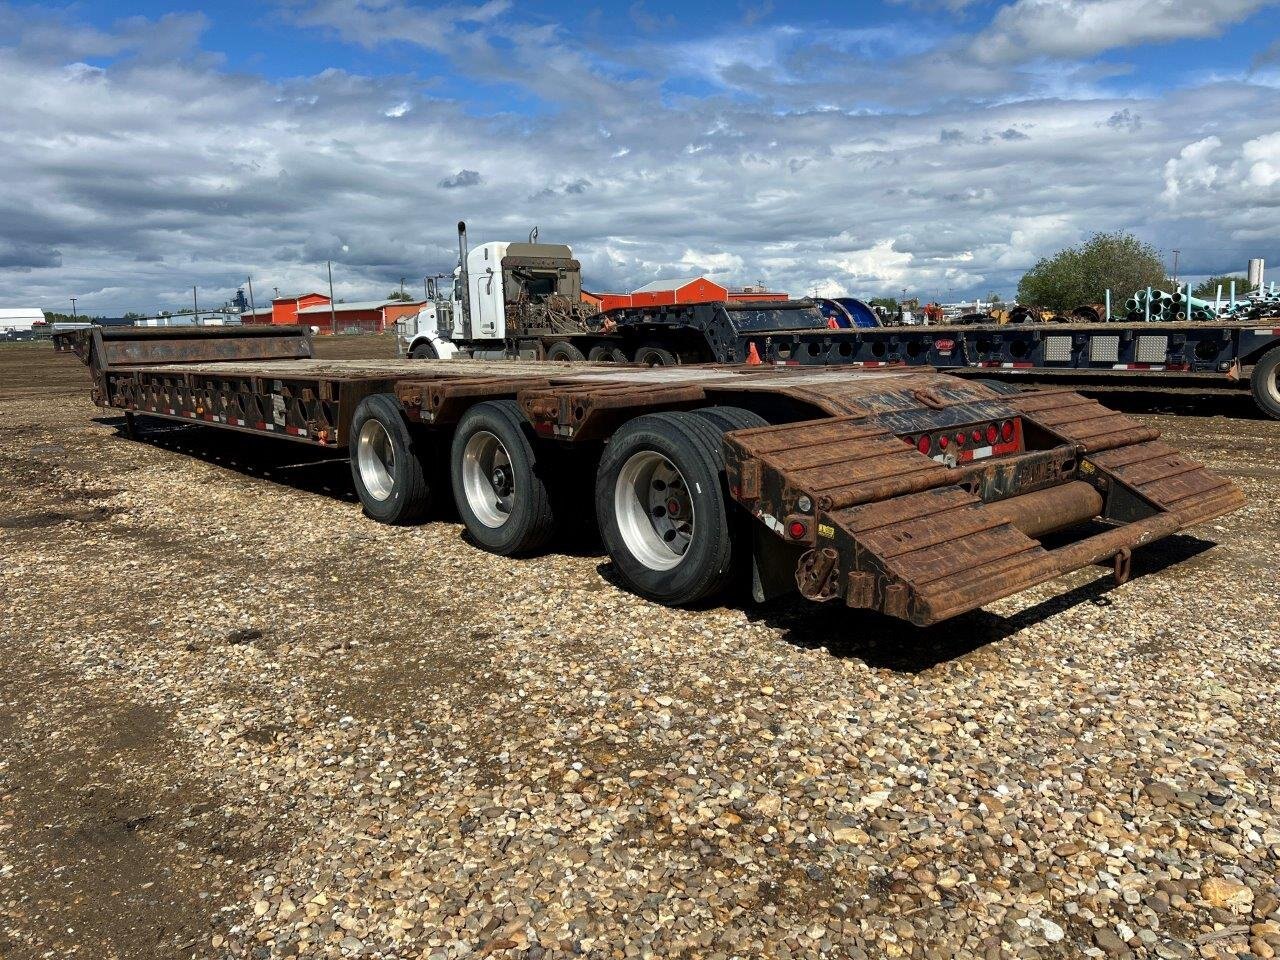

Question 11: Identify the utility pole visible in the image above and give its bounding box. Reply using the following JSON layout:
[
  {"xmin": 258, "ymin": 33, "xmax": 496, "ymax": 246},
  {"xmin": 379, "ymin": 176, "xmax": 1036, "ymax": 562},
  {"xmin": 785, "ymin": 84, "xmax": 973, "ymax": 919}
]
[
  {"xmin": 246, "ymin": 275, "xmax": 257, "ymax": 323},
  {"xmin": 1172, "ymin": 249, "xmax": 1180, "ymax": 284},
  {"xmin": 70, "ymin": 297, "xmax": 77, "ymax": 319},
  {"xmin": 400, "ymin": 277, "xmax": 406, "ymax": 300},
  {"xmin": 192, "ymin": 285, "xmax": 200, "ymax": 324},
  {"xmin": 327, "ymin": 261, "xmax": 337, "ymax": 335}
]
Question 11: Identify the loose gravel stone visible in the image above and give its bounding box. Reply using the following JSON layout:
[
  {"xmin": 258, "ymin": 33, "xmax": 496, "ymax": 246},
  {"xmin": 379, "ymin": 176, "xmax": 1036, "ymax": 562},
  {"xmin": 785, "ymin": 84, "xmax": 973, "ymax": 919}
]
[{"xmin": 1, "ymin": 339, "xmax": 1278, "ymax": 959}]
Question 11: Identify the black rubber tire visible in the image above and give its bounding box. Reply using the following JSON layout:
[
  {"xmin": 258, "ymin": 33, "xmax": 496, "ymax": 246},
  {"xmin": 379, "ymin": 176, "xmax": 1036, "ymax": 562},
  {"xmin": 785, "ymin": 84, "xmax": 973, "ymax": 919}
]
[
  {"xmin": 587, "ymin": 344, "xmax": 627, "ymax": 363},
  {"xmin": 1250, "ymin": 346, "xmax": 1280, "ymax": 420},
  {"xmin": 595, "ymin": 412, "xmax": 736, "ymax": 606},
  {"xmin": 633, "ymin": 343, "xmax": 678, "ymax": 366},
  {"xmin": 349, "ymin": 393, "xmax": 433, "ymax": 524},
  {"xmin": 546, "ymin": 341, "xmax": 586, "ymax": 362},
  {"xmin": 691, "ymin": 405, "xmax": 768, "ymax": 435},
  {"xmin": 450, "ymin": 399, "xmax": 555, "ymax": 555},
  {"xmin": 409, "ymin": 341, "xmax": 438, "ymax": 360}
]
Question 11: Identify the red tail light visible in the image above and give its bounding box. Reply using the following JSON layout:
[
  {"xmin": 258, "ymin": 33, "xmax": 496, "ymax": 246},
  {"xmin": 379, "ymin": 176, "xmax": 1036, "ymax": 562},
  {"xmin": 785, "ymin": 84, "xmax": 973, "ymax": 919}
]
[
  {"xmin": 955, "ymin": 431, "xmax": 966, "ymax": 446},
  {"xmin": 971, "ymin": 428, "xmax": 983, "ymax": 443},
  {"xmin": 1001, "ymin": 420, "xmax": 1015, "ymax": 441},
  {"xmin": 788, "ymin": 520, "xmax": 807, "ymax": 539},
  {"xmin": 986, "ymin": 424, "xmax": 998, "ymax": 444},
  {"xmin": 938, "ymin": 435, "xmax": 950, "ymax": 450},
  {"xmin": 916, "ymin": 435, "xmax": 931, "ymax": 454}
]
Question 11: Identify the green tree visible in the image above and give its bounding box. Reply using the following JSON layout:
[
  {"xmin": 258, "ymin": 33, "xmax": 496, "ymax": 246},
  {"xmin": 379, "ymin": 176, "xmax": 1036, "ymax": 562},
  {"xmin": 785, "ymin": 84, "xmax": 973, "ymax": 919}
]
[
  {"xmin": 1017, "ymin": 232, "xmax": 1170, "ymax": 310},
  {"xmin": 868, "ymin": 297, "xmax": 898, "ymax": 311},
  {"xmin": 386, "ymin": 290, "xmax": 414, "ymax": 302},
  {"xmin": 1191, "ymin": 274, "xmax": 1251, "ymax": 299}
]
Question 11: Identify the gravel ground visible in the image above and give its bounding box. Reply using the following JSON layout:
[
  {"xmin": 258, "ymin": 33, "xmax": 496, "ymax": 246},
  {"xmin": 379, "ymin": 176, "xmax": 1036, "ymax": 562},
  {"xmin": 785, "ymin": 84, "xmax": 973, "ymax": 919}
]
[{"xmin": 1, "ymin": 337, "xmax": 1277, "ymax": 960}]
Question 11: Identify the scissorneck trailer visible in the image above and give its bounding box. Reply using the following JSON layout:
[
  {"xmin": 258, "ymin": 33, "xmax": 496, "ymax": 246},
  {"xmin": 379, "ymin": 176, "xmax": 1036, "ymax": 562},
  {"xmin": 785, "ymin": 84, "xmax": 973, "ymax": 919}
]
[{"xmin": 58, "ymin": 325, "xmax": 1243, "ymax": 628}]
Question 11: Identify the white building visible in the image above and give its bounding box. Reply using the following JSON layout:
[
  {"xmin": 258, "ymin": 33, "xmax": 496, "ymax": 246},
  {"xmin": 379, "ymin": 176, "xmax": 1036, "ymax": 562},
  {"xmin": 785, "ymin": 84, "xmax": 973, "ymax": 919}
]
[{"xmin": 0, "ymin": 307, "xmax": 45, "ymax": 335}]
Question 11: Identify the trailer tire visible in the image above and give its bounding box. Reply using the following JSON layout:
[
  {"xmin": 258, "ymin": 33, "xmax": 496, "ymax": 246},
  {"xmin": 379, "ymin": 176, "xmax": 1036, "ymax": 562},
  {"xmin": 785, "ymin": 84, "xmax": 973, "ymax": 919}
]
[
  {"xmin": 451, "ymin": 400, "xmax": 555, "ymax": 555},
  {"xmin": 633, "ymin": 343, "xmax": 678, "ymax": 367},
  {"xmin": 409, "ymin": 341, "xmax": 439, "ymax": 360},
  {"xmin": 1250, "ymin": 345, "xmax": 1280, "ymax": 420},
  {"xmin": 692, "ymin": 405, "xmax": 768, "ymax": 434},
  {"xmin": 596, "ymin": 412, "xmax": 735, "ymax": 605},
  {"xmin": 350, "ymin": 394, "xmax": 433, "ymax": 525},
  {"xmin": 546, "ymin": 341, "xmax": 586, "ymax": 362},
  {"xmin": 587, "ymin": 344, "xmax": 627, "ymax": 363}
]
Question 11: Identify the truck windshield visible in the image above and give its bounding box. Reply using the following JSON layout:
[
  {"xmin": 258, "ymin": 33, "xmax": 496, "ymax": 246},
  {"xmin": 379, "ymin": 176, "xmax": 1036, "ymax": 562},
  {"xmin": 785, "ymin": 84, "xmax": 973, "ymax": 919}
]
[{"xmin": 726, "ymin": 301, "xmax": 828, "ymax": 332}]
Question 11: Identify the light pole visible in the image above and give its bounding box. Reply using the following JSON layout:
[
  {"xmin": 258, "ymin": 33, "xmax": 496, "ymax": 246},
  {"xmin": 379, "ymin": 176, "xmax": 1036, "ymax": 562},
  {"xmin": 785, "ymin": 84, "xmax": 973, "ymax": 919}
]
[
  {"xmin": 192, "ymin": 286, "xmax": 199, "ymax": 325},
  {"xmin": 327, "ymin": 261, "xmax": 338, "ymax": 334},
  {"xmin": 1172, "ymin": 249, "xmax": 1180, "ymax": 284},
  {"xmin": 246, "ymin": 276, "xmax": 257, "ymax": 323},
  {"xmin": 70, "ymin": 297, "xmax": 77, "ymax": 319}
]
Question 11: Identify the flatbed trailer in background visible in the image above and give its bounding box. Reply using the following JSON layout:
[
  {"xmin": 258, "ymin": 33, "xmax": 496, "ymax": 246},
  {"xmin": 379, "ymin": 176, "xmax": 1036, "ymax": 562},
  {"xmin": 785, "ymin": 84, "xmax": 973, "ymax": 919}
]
[
  {"xmin": 604, "ymin": 302, "xmax": 1280, "ymax": 419},
  {"xmin": 58, "ymin": 325, "xmax": 1243, "ymax": 628}
]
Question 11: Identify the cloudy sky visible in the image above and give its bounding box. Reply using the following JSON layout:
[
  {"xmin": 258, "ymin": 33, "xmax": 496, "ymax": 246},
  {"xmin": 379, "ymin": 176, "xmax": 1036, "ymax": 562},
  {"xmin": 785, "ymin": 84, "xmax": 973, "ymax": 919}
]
[{"xmin": 1, "ymin": 0, "xmax": 1278, "ymax": 315}]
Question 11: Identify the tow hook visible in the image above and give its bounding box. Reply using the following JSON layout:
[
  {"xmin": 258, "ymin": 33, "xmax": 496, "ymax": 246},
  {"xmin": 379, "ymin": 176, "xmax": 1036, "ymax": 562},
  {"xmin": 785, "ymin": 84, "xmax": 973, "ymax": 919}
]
[{"xmin": 1113, "ymin": 547, "xmax": 1132, "ymax": 585}]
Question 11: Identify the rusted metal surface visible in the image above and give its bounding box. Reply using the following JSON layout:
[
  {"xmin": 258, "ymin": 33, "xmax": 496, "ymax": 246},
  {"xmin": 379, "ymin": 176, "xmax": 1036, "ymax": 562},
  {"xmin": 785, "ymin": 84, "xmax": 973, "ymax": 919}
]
[
  {"xmin": 64, "ymin": 325, "xmax": 1244, "ymax": 627},
  {"xmin": 984, "ymin": 481, "xmax": 1103, "ymax": 538}
]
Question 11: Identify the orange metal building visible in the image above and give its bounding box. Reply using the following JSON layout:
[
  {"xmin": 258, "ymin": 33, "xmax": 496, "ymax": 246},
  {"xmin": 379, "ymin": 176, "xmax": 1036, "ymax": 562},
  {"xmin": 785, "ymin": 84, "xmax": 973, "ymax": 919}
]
[
  {"xmin": 296, "ymin": 299, "xmax": 426, "ymax": 334},
  {"xmin": 586, "ymin": 277, "xmax": 789, "ymax": 312}
]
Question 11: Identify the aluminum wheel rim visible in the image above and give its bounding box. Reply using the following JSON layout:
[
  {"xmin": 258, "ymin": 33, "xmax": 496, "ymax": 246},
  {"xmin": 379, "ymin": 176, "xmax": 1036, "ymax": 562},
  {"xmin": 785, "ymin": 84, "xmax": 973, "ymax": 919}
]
[
  {"xmin": 462, "ymin": 430, "xmax": 515, "ymax": 528},
  {"xmin": 615, "ymin": 450, "xmax": 694, "ymax": 571},
  {"xmin": 1268, "ymin": 366, "xmax": 1280, "ymax": 405},
  {"xmin": 356, "ymin": 419, "xmax": 396, "ymax": 501}
]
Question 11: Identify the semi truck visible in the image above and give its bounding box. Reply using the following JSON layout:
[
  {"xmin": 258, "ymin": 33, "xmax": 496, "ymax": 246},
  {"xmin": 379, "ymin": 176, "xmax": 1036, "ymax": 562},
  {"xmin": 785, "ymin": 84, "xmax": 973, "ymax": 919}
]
[
  {"xmin": 395, "ymin": 224, "xmax": 1280, "ymax": 420},
  {"xmin": 56, "ymin": 324, "xmax": 1242, "ymax": 627}
]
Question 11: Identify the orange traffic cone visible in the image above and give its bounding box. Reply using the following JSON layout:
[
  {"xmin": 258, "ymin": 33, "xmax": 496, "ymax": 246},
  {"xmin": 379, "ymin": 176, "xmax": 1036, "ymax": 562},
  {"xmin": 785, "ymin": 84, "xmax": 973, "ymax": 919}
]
[{"xmin": 746, "ymin": 342, "xmax": 763, "ymax": 365}]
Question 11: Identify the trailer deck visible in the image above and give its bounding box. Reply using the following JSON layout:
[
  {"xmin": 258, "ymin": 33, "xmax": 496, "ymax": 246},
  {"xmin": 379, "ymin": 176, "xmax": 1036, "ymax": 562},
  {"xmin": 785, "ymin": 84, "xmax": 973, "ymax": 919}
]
[
  {"xmin": 59, "ymin": 325, "xmax": 1244, "ymax": 628},
  {"xmin": 603, "ymin": 302, "xmax": 1280, "ymax": 418}
]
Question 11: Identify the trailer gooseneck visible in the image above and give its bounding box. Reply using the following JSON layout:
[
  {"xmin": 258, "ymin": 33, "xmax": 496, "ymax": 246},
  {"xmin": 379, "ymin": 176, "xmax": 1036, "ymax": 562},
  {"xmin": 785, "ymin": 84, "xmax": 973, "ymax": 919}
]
[{"xmin": 59, "ymin": 325, "xmax": 1242, "ymax": 627}]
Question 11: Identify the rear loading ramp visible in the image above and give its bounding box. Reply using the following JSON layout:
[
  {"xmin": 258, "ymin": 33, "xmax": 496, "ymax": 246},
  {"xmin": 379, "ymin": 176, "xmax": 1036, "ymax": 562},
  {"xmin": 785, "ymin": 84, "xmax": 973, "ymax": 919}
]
[{"xmin": 724, "ymin": 398, "xmax": 1243, "ymax": 627}]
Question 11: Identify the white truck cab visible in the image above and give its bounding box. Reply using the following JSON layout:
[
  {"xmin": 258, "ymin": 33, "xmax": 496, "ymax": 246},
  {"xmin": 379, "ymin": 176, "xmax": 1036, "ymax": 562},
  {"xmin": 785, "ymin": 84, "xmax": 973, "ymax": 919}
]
[{"xmin": 399, "ymin": 222, "xmax": 591, "ymax": 359}]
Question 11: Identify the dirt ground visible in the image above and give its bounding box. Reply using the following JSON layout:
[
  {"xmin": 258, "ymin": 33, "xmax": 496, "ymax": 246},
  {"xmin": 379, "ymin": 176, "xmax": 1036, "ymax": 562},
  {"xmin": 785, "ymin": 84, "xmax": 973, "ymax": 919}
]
[{"xmin": 1, "ymin": 335, "xmax": 1277, "ymax": 960}]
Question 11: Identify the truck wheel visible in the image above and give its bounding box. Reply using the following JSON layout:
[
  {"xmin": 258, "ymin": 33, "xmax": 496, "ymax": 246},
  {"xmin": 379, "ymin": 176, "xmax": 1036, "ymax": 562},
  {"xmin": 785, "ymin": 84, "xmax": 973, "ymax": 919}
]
[
  {"xmin": 451, "ymin": 400, "xmax": 555, "ymax": 555},
  {"xmin": 692, "ymin": 406, "xmax": 768, "ymax": 434},
  {"xmin": 596, "ymin": 412, "xmax": 735, "ymax": 605},
  {"xmin": 409, "ymin": 341, "xmax": 438, "ymax": 359},
  {"xmin": 588, "ymin": 344, "xmax": 626, "ymax": 362},
  {"xmin": 546, "ymin": 341, "xmax": 586, "ymax": 362},
  {"xmin": 1251, "ymin": 346, "xmax": 1280, "ymax": 420},
  {"xmin": 350, "ymin": 394, "xmax": 433, "ymax": 525},
  {"xmin": 633, "ymin": 343, "xmax": 678, "ymax": 366}
]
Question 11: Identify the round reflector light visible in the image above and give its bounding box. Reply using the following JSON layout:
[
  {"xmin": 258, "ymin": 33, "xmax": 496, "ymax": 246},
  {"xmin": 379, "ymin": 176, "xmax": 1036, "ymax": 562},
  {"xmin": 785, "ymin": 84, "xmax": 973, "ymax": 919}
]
[
  {"xmin": 788, "ymin": 521, "xmax": 807, "ymax": 539},
  {"xmin": 916, "ymin": 435, "xmax": 931, "ymax": 454},
  {"xmin": 1001, "ymin": 420, "xmax": 1015, "ymax": 441},
  {"xmin": 955, "ymin": 432, "xmax": 966, "ymax": 445},
  {"xmin": 986, "ymin": 424, "xmax": 998, "ymax": 444},
  {"xmin": 938, "ymin": 434, "xmax": 949, "ymax": 450},
  {"xmin": 972, "ymin": 429, "xmax": 983, "ymax": 443}
]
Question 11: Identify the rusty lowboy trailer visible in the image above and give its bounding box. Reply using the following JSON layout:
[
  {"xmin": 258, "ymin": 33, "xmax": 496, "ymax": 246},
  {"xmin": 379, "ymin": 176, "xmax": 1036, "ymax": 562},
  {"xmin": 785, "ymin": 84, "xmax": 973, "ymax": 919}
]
[{"xmin": 60, "ymin": 325, "xmax": 1243, "ymax": 627}]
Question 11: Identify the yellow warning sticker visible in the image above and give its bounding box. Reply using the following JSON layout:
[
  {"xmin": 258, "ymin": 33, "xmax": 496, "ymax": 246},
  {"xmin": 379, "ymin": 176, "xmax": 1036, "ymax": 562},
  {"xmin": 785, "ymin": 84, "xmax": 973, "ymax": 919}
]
[{"xmin": 818, "ymin": 523, "xmax": 835, "ymax": 539}]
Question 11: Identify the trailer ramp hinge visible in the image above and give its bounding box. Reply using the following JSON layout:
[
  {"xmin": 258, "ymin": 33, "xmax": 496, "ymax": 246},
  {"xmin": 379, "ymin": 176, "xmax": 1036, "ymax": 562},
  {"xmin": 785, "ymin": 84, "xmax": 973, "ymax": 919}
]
[
  {"xmin": 1113, "ymin": 547, "xmax": 1132, "ymax": 585},
  {"xmin": 795, "ymin": 548, "xmax": 840, "ymax": 602}
]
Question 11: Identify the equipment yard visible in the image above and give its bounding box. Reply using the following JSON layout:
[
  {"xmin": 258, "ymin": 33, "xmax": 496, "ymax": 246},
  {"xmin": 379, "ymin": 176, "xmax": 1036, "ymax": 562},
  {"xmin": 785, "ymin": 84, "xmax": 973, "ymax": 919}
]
[{"xmin": 2, "ymin": 336, "xmax": 1279, "ymax": 960}]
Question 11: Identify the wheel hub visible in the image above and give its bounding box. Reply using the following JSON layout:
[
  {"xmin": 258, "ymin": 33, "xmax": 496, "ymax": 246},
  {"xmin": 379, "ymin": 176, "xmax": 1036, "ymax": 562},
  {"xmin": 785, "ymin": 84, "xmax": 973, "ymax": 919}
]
[
  {"xmin": 462, "ymin": 430, "xmax": 516, "ymax": 528},
  {"xmin": 615, "ymin": 450, "xmax": 695, "ymax": 570}
]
